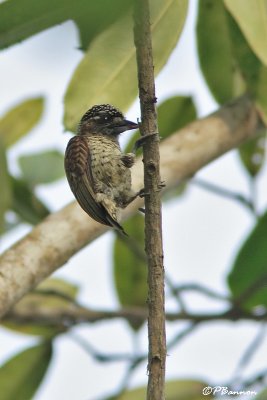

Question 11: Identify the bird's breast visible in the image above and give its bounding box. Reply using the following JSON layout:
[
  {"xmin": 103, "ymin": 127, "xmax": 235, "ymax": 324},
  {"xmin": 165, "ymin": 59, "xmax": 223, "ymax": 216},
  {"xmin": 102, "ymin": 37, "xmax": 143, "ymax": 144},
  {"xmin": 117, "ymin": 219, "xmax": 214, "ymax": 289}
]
[{"xmin": 87, "ymin": 135, "xmax": 132, "ymax": 194}]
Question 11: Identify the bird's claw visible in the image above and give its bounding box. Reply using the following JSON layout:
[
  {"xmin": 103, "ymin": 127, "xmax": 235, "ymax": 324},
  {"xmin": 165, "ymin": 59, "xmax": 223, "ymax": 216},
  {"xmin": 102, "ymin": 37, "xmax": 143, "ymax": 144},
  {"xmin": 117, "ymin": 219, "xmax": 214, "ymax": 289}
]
[
  {"xmin": 137, "ymin": 182, "xmax": 165, "ymax": 198},
  {"xmin": 138, "ymin": 188, "xmax": 147, "ymax": 198},
  {"xmin": 132, "ymin": 132, "xmax": 159, "ymax": 153}
]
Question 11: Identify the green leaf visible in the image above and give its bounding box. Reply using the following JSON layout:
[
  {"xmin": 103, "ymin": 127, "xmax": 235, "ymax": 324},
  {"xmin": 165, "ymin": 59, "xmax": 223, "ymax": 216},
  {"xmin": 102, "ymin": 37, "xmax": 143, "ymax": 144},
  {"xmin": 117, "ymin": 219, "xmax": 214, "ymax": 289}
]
[
  {"xmin": 117, "ymin": 379, "xmax": 213, "ymax": 400},
  {"xmin": 238, "ymin": 133, "xmax": 266, "ymax": 177},
  {"xmin": 0, "ymin": 98, "xmax": 44, "ymax": 147},
  {"xmin": 113, "ymin": 214, "xmax": 147, "ymax": 331},
  {"xmin": 227, "ymin": 11, "xmax": 267, "ymax": 124},
  {"xmin": 11, "ymin": 176, "xmax": 50, "ymax": 225},
  {"xmin": 157, "ymin": 96, "xmax": 196, "ymax": 201},
  {"xmin": 2, "ymin": 278, "xmax": 79, "ymax": 337},
  {"xmin": 228, "ymin": 209, "xmax": 267, "ymax": 309},
  {"xmin": 224, "ymin": 0, "xmax": 267, "ymax": 67},
  {"xmin": 36, "ymin": 277, "xmax": 79, "ymax": 300},
  {"xmin": 0, "ymin": 342, "xmax": 52, "ymax": 400},
  {"xmin": 158, "ymin": 96, "xmax": 197, "ymax": 139},
  {"xmin": 64, "ymin": 0, "xmax": 188, "ymax": 132},
  {"xmin": 256, "ymin": 61, "xmax": 267, "ymax": 124},
  {"xmin": 196, "ymin": 0, "xmax": 236, "ymax": 103},
  {"xmin": 72, "ymin": 0, "xmax": 134, "ymax": 51},
  {"xmin": 197, "ymin": 1, "xmax": 267, "ymax": 122},
  {"xmin": 0, "ymin": 0, "xmax": 133, "ymax": 51},
  {"xmin": 256, "ymin": 388, "xmax": 267, "ymax": 400},
  {"xmin": 19, "ymin": 150, "xmax": 65, "ymax": 186},
  {"xmin": 0, "ymin": 140, "xmax": 12, "ymax": 233}
]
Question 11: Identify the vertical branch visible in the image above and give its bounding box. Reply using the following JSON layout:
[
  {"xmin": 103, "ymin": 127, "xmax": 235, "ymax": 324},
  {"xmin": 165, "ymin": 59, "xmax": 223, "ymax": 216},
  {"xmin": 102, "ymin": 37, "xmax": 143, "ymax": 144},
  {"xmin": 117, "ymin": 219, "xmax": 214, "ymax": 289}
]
[{"xmin": 133, "ymin": 1, "xmax": 166, "ymax": 400}]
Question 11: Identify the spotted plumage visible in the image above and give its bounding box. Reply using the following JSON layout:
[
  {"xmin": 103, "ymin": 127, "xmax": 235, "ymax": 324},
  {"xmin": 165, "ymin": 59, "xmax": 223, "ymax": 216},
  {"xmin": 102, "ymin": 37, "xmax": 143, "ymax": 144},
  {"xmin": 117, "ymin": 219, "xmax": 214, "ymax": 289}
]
[{"xmin": 65, "ymin": 104, "xmax": 139, "ymax": 235}]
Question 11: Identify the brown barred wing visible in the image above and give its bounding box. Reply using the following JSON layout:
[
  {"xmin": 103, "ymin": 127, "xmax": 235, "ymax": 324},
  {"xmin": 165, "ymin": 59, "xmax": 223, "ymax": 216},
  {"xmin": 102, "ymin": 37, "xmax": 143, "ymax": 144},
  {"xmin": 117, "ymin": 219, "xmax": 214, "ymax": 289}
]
[{"xmin": 64, "ymin": 136, "xmax": 126, "ymax": 234}]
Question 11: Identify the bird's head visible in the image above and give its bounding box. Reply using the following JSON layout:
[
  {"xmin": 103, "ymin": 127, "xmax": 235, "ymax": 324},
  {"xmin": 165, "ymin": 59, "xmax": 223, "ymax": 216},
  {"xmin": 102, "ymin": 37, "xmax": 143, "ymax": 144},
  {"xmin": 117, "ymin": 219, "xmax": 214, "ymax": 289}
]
[{"xmin": 78, "ymin": 104, "xmax": 138, "ymax": 136}]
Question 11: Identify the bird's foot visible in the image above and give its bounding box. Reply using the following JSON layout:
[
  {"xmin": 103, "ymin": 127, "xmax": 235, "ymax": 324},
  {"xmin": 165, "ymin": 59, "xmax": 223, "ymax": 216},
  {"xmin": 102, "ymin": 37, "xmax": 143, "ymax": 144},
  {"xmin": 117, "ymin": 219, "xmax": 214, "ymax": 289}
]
[
  {"xmin": 137, "ymin": 182, "xmax": 165, "ymax": 199},
  {"xmin": 138, "ymin": 188, "xmax": 147, "ymax": 198},
  {"xmin": 132, "ymin": 132, "xmax": 159, "ymax": 153}
]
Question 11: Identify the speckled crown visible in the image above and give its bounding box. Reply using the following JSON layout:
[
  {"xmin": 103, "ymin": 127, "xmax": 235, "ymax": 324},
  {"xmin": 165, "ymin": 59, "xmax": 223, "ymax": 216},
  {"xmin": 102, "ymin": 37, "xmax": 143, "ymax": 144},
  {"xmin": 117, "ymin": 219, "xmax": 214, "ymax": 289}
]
[{"xmin": 80, "ymin": 104, "xmax": 124, "ymax": 123}]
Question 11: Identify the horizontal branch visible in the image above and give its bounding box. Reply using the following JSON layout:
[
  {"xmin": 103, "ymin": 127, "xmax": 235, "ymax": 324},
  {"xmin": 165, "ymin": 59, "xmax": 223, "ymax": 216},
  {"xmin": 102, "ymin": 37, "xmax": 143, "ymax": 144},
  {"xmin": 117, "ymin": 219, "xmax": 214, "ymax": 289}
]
[
  {"xmin": 4, "ymin": 302, "xmax": 267, "ymax": 327},
  {"xmin": 0, "ymin": 95, "xmax": 260, "ymax": 317}
]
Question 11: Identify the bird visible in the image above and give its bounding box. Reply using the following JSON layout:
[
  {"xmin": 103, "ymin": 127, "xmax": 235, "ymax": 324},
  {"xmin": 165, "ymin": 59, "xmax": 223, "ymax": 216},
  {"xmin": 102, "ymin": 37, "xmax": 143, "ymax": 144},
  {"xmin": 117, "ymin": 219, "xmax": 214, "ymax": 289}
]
[{"xmin": 64, "ymin": 104, "xmax": 141, "ymax": 235}]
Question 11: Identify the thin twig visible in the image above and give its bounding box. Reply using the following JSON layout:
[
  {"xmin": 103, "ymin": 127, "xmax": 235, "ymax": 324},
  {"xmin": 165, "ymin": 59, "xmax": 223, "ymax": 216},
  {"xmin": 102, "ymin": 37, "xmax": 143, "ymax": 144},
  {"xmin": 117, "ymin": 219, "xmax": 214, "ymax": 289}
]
[
  {"xmin": 5, "ymin": 300, "xmax": 267, "ymax": 327},
  {"xmin": 133, "ymin": 1, "xmax": 166, "ymax": 400},
  {"xmin": 241, "ymin": 367, "xmax": 267, "ymax": 390},
  {"xmin": 173, "ymin": 282, "xmax": 230, "ymax": 302},
  {"xmin": 165, "ymin": 274, "xmax": 187, "ymax": 312},
  {"xmin": 191, "ymin": 177, "xmax": 255, "ymax": 214},
  {"xmin": 91, "ymin": 324, "xmax": 199, "ymax": 400},
  {"xmin": 229, "ymin": 323, "xmax": 267, "ymax": 386},
  {"xmin": 68, "ymin": 332, "xmax": 134, "ymax": 363},
  {"xmin": 248, "ymin": 176, "xmax": 260, "ymax": 219},
  {"xmin": 167, "ymin": 322, "xmax": 199, "ymax": 350}
]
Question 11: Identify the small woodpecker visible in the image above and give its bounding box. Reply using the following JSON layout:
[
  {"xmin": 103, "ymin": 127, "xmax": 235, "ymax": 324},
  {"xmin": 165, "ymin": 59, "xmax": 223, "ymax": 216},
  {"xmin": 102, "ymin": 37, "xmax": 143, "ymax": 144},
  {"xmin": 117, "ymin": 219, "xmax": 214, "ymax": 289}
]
[{"xmin": 64, "ymin": 104, "xmax": 141, "ymax": 235}]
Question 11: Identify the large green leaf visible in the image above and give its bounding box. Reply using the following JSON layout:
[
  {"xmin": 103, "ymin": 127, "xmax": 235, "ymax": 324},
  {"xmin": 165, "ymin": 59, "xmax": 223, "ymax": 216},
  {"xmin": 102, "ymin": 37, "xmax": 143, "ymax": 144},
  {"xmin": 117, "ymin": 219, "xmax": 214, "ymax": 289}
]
[
  {"xmin": 228, "ymin": 209, "xmax": 267, "ymax": 309},
  {"xmin": 0, "ymin": 342, "xmax": 52, "ymax": 400},
  {"xmin": 224, "ymin": 0, "xmax": 267, "ymax": 67},
  {"xmin": 64, "ymin": 0, "xmax": 188, "ymax": 132},
  {"xmin": 116, "ymin": 379, "xmax": 213, "ymax": 400},
  {"xmin": 238, "ymin": 133, "xmax": 266, "ymax": 178},
  {"xmin": 113, "ymin": 214, "xmax": 147, "ymax": 330},
  {"xmin": 0, "ymin": 0, "xmax": 133, "ymax": 51},
  {"xmin": 197, "ymin": 0, "xmax": 267, "ymax": 123},
  {"xmin": 2, "ymin": 278, "xmax": 79, "ymax": 337},
  {"xmin": 0, "ymin": 98, "xmax": 44, "ymax": 147},
  {"xmin": 256, "ymin": 388, "xmax": 267, "ymax": 400},
  {"xmin": 0, "ymin": 140, "xmax": 12, "ymax": 233},
  {"xmin": 196, "ymin": 0, "xmax": 236, "ymax": 104},
  {"xmin": 227, "ymin": 11, "xmax": 267, "ymax": 124},
  {"xmin": 19, "ymin": 150, "xmax": 65, "ymax": 186},
  {"xmin": 158, "ymin": 96, "xmax": 197, "ymax": 139},
  {"xmin": 11, "ymin": 177, "xmax": 50, "ymax": 225}
]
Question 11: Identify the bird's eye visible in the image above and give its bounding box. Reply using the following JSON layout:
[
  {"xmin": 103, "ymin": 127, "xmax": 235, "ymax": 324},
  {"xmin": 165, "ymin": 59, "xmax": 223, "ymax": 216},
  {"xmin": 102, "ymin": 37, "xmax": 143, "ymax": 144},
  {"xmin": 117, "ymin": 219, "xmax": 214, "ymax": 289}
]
[{"xmin": 97, "ymin": 112, "xmax": 111, "ymax": 123}]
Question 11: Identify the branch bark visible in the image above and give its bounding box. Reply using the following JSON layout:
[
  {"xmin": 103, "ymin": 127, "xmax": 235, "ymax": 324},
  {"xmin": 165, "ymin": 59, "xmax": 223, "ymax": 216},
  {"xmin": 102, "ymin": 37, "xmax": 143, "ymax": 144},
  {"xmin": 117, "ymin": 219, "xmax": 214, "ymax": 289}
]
[
  {"xmin": 133, "ymin": 1, "xmax": 166, "ymax": 399},
  {"xmin": 0, "ymin": 95, "xmax": 260, "ymax": 318}
]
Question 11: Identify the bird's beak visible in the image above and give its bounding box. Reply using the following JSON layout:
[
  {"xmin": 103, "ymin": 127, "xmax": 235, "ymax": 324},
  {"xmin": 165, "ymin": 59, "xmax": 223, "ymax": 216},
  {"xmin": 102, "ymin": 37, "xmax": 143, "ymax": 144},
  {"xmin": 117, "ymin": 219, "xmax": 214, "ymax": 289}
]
[
  {"xmin": 112, "ymin": 119, "xmax": 139, "ymax": 134},
  {"xmin": 123, "ymin": 119, "xmax": 139, "ymax": 130}
]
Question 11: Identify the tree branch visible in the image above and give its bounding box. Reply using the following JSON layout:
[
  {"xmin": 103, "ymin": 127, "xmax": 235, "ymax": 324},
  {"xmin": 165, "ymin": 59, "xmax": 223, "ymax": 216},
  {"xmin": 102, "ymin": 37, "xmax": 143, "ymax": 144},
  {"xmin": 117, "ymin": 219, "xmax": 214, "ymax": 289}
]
[
  {"xmin": 5, "ymin": 301, "xmax": 267, "ymax": 327},
  {"xmin": 133, "ymin": 1, "xmax": 166, "ymax": 399},
  {"xmin": 0, "ymin": 95, "xmax": 260, "ymax": 318}
]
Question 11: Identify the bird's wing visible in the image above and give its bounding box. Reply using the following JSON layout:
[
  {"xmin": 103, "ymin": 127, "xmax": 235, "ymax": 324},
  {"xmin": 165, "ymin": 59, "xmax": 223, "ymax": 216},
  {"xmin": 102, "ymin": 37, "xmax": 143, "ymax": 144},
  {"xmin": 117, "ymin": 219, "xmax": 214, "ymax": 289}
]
[{"xmin": 64, "ymin": 136, "xmax": 127, "ymax": 234}]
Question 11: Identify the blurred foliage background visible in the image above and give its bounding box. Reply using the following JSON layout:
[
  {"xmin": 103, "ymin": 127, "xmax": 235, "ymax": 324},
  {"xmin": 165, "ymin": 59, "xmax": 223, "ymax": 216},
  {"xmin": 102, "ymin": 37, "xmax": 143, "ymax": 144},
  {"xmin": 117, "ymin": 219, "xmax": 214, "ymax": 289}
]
[{"xmin": 0, "ymin": 0, "xmax": 267, "ymax": 399}]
